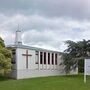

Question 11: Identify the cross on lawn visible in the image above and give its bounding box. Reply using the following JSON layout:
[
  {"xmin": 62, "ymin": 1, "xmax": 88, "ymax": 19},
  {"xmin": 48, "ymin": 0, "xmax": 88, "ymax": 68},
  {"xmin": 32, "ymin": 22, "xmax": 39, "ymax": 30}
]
[{"xmin": 22, "ymin": 50, "xmax": 32, "ymax": 69}]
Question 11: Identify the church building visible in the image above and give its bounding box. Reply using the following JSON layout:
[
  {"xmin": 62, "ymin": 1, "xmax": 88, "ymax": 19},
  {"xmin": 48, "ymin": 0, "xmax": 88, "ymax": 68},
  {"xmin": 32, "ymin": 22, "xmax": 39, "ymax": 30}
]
[{"xmin": 7, "ymin": 30, "xmax": 78, "ymax": 79}]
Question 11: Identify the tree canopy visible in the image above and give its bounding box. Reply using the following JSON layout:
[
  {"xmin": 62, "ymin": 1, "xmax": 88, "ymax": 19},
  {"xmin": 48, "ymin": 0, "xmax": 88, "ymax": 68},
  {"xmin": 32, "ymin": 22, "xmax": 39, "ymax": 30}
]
[
  {"xmin": 62, "ymin": 39, "xmax": 90, "ymax": 73},
  {"xmin": 0, "ymin": 37, "xmax": 12, "ymax": 75}
]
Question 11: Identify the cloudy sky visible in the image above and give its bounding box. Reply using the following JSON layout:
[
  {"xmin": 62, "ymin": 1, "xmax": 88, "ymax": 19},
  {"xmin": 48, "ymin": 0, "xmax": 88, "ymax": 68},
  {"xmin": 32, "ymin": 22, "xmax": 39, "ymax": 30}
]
[{"xmin": 0, "ymin": 0, "xmax": 90, "ymax": 51}]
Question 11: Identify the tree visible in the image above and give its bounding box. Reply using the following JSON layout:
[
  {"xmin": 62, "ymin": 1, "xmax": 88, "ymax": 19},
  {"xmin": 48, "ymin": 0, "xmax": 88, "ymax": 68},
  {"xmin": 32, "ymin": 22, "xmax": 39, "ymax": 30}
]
[
  {"xmin": 0, "ymin": 37, "xmax": 12, "ymax": 75},
  {"xmin": 62, "ymin": 39, "xmax": 90, "ymax": 74}
]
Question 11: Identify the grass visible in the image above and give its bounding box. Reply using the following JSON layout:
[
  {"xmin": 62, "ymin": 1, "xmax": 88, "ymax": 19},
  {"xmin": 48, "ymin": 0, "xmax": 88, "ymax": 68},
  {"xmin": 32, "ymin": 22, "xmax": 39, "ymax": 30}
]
[{"xmin": 0, "ymin": 75, "xmax": 90, "ymax": 90}]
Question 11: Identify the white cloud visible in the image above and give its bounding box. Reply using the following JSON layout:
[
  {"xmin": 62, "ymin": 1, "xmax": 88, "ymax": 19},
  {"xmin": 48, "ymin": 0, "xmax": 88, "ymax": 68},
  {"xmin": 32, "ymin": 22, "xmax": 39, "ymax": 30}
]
[{"xmin": 0, "ymin": 0, "xmax": 90, "ymax": 52}]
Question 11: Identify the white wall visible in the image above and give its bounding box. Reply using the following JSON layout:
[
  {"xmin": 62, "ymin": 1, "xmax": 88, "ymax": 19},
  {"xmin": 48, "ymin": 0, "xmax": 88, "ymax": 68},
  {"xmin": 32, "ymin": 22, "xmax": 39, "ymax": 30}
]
[
  {"xmin": 16, "ymin": 69, "xmax": 65, "ymax": 79},
  {"xmin": 16, "ymin": 48, "xmax": 36, "ymax": 70}
]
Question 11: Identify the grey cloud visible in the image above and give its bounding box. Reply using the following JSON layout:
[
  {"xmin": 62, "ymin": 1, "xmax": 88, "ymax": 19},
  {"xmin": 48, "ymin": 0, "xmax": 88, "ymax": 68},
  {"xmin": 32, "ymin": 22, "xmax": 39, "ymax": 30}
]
[{"xmin": 0, "ymin": 0, "xmax": 89, "ymax": 20}]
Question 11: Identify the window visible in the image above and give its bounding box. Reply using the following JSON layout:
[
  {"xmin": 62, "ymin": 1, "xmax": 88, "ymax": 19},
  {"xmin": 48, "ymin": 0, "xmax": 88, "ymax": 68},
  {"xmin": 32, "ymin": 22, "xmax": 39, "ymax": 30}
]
[
  {"xmin": 48, "ymin": 53, "xmax": 50, "ymax": 64},
  {"xmin": 40, "ymin": 52, "xmax": 43, "ymax": 64},
  {"xmin": 12, "ymin": 49, "xmax": 16, "ymax": 64},
  {"xmin": 35, "ymin": 51, "xmax": 39, "ymax": 64},
  {"xmin": 44, "ymin": 52, "xmax": 46, "ymax": 64},
  {"xmin": 55, "ymin": 54, "xmax": 57, "ymax": 65},
  {"xmin": 52, "ymin": 53, "xmax": 54, "ymax": 65}
]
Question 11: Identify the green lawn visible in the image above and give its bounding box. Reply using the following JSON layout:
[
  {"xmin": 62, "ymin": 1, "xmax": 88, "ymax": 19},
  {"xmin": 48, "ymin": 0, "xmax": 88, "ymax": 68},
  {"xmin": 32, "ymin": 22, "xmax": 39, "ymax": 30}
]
[{"xmin": 0, "ymin": 75, "xmax": 90, "ymax": 90}]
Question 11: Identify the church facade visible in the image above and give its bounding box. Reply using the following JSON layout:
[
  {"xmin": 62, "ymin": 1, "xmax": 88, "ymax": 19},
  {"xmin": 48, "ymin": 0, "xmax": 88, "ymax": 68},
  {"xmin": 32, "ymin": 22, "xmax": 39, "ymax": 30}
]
[{"xmin": 7, "ymin": 30, "xmax": 78, "ymax": 79}]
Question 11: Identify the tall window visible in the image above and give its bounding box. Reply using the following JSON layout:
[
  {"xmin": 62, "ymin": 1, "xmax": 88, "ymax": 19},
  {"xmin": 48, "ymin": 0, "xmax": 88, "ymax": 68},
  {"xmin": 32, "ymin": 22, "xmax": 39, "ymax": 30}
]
[
  {"xmin": 55, "ymin": 54, "xmax": 57, "ymax": 65},
  {"xmin": 35, "ymin": 51, "xmax": 39, "ymax": 64},
  {"xmin": 40, "ymin": 52, "xmax": 43, "ymax": 64},
  {"xmin": 52, "ymin": 53, "xmax": 54, "ymax": 65},
  {"xmin": 48, "ymin": 53, "xmax": 50, "ymax": 64},
  {"xmin": 12, "ymin": 49, "xmax": 16, "ymax": 64},
  {"xmin": 44, "ymin": 52, "xmax": 46, "ymax": 64}
]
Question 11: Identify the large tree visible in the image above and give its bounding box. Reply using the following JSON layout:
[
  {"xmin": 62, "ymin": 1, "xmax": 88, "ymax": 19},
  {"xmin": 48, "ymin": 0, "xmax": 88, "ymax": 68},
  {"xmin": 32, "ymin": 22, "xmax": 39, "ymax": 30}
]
[
  {"xmin": 62, "ymin": 39, "xmax": 90, "ymax": 73},
  {"xmin": 0, "ymin": 37, "xmax": 12, "ymax": 75}
]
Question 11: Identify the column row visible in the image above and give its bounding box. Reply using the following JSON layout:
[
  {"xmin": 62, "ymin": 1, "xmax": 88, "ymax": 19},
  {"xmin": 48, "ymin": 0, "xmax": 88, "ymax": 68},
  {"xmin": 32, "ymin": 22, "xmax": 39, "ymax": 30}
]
[{"xmin": 36, "ymin": 51, "xmax": 58, "ymax": 70}]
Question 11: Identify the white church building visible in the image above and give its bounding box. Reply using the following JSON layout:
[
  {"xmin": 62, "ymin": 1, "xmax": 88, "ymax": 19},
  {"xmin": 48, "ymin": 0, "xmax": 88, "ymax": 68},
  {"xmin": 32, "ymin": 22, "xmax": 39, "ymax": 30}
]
[{"xmin": 7, "ymin": 30, "xmax": 78, "ymax": 79}]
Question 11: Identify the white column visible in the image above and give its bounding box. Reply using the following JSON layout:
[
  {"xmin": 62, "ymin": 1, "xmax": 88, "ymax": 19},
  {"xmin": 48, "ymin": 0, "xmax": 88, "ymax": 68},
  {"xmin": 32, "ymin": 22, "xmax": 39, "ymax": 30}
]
[
  {"xmin": 57, "ymin": 53, "xmax": 59, "ymax": 70},
  {"xmin": 58, "ymin": 53, "xmax": 61, "ymax": 70},
  {"xmin": 53, "ymin": 53, "xmax": 55, "ymax": 70},
  {"xmin": 38, "ymin": 51, "xmax": 40, "ymax": 70},
  {"xmin": 42, "ymin": 52, "xmax": 44, "ymax": 70},
  {"xmin": 46, "ymin": 52, "xmax": 48, "ymax": 70}
]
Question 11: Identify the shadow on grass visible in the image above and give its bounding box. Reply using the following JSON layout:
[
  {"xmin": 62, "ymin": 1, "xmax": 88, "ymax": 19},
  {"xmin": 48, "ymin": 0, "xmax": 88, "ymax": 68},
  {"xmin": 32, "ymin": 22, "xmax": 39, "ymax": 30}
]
[
  {"xmin": 60, "ymin": 73, "xmax": 84, "ymax": 78},
  {"xmin": 0, "ymin": 76, "xmax": 11, "ymax": 82}
]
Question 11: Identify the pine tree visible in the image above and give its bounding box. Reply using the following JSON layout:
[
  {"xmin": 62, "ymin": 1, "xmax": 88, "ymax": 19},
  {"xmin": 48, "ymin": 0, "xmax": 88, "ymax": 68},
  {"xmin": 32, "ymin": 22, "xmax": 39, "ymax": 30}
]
[{"xmin": 62, "ymin": 39, "xmax": 90, "ymax": 73}]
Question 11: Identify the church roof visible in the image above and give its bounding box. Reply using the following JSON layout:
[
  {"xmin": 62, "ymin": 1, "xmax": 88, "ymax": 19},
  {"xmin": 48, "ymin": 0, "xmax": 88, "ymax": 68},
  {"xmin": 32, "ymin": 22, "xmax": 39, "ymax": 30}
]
[{"xmin": 7, "ymin": 44, "xmax": 62, "ymax": 54}]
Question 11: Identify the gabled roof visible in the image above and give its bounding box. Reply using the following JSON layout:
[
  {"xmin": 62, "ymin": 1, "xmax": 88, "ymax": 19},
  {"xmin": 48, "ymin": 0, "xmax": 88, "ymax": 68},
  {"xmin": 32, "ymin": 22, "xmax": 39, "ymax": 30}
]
[{"xmin": 7, "ymin": 44, "xmax": 62, "ymax": 54}]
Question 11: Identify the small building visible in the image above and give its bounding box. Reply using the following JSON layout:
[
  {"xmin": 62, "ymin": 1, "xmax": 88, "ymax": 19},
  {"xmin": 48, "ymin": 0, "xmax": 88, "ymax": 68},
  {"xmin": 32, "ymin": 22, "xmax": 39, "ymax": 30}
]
[{"xmin": 7, "ymin": 30, "xmax": 78, "ymax": 79}]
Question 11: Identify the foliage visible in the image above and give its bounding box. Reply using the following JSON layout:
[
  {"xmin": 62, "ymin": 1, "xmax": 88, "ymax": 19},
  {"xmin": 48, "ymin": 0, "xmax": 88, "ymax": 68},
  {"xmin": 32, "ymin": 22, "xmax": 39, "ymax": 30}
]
[
  {"xmin": 0, "ymin": 37, "xmax": 12, "ymax": 75},
  {"xmin": 78, "ymin": 59, "xmax": 84, "ymax": 73},
  {"xmin": 62, "ymin": 39, "xmax": 90, "ymax": 73},
  {"xmin": 0, "ymin": 37, "xmax": 5, "ymax": 48}
]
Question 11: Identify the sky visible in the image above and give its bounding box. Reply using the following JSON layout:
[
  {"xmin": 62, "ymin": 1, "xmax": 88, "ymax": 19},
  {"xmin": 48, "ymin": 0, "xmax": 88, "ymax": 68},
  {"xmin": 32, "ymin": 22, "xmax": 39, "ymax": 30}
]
[{"xmin": 0, "ymin": 0, "xmax": 90, "ymax": 51}]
